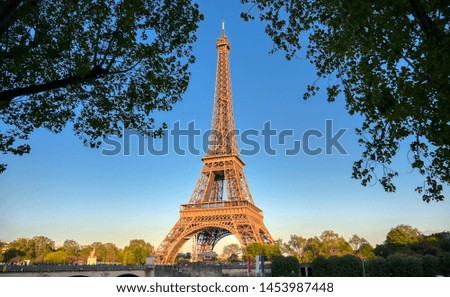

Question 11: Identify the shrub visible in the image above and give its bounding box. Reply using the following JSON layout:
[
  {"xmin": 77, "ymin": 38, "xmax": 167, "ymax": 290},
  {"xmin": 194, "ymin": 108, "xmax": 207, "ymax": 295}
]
[
  {"xmin": 438, "ymin": 252, "xmax": 450, "ymax": 276},
  {"xmin": 271, "ymin": 256, "xmax": 300, "ymax": 277},
  {"xmin": 387, "ymin": 255, "xmax": 423, "ymax": 276},
  {"xmin": 422, "ymin": 255, "xmax": 440, "ymax": 276},
  {"xmin": 365, "ymin": 257, "xmax": 388, "ymax": 277},
  {"xmin": 311, "ymin": 256, "xmax": 328, "ymax": 277},
  {"xmin": 312, "ymin": 255, "xmax": 363, "ymax": 276},
  {"xmin": 327, "ymin": 255, "xmax": 362, "ymax": 277}
]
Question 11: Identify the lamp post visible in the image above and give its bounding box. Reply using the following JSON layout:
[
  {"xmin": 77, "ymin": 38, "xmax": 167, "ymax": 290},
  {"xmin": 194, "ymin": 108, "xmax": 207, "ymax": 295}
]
[
  {"xmin": 361, "ymin": 257, "xmax": 366, "ymax": 277},
  {"xmin": 76, "ymin": 248, "xmax": 80, "ymax": 265}
]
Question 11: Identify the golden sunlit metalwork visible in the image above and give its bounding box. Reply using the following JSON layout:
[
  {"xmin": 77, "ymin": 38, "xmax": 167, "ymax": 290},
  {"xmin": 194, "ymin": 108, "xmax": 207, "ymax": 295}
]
[{"xmin": 156, "ymin": 25, "xmax": 273, "ymax": 264}]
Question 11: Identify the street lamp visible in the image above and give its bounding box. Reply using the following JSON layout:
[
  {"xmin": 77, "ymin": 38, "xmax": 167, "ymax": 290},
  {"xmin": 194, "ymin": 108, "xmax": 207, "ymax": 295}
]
[
  {"xmin": 360, "ymin": 257, "xmax": 366, "ymax": 277},
  {"xmin": 76, "ymin": 248, "xmax": 81, "ymax": 265}
]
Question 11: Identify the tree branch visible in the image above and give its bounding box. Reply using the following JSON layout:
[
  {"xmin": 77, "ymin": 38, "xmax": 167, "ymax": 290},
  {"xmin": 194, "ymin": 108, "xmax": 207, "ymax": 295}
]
[
  {"xmin": 0, "ymin": 0, "xmax": 23, "ymax": 38},
  {"xmin": 0, "ymin": 66, "xmax": 109, "ymax": 102},
  {"xmin": 109, "ymin": 59, "xmax": 142, "ymax": 75},
  {"xmin": 99, "ymin": 25, "xmax": 121, "ymax": 67},
  {"xmin": 408, "ymin": 0, "xmax": 440, "ymax": 42}
]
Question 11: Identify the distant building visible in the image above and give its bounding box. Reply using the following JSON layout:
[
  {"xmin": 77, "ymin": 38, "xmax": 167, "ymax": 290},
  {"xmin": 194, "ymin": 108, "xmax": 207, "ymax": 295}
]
[{"xmin": 199, "ymin": 251, "xmax": 218, "ymax": 262}]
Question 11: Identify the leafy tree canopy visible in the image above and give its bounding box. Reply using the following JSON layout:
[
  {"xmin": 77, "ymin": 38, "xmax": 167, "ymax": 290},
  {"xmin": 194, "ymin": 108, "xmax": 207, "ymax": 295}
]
[
  {"xmin": 271, "ymin": 255, "xmax": 301, "ymax": 276},
  {"xmin": 365, "ymin": 257, "xmax": 389, "ymax": 277},
  {"xmin": 44, "ymin": 250, "xmax": 68, "ymax": 264},
  {"xmin": 222, "ymin": 243, "xmax": 241, "ymax": 260},
  {"xmin": 244, "ymin": 243, "xmax": 281, "ymax": 261},
  {"xmin": 280, "ymin": 234, "xmax": 307, "ymax": 260},
  {"xmin": 0, "ymin": 0, "xmax": 203, "ymax": 173},
  {"xmin": 385, "ymin": 224, "xmax": 422, "ymax": 245},
  {"xmin": 62, "ymin": 239, "xmax": 80, "ymax": 256},
  {"xmin": 374, "ymin": 227, "xmax": 450, "ymax": 257},
  {"xmin": 122, "ymin": 239, "xmax": 154, "ymax": 265},
  {"xmin": 349, "ymin": 234, "xmax": 368, "ymax": 251},
  {"xmin": 241, "ymin": 0, "xmax": 449, "ymax": 201},
  {"xmin": 2, "ymin": 236, "xmax": 54, "ymax": 263},
  {"xmin": 5, "ymin": 238, "xmax": 33, "ymax": 258},
  {"xmin": 358, "ymin": 243, "xmax": 376, "ymax": 260},
  {"xmin": 318, "ymin": 230, "xmax": 353, "ymax": 257},
  {"xmin": 280, "ymin": 231, "xmax": 354, "ymax": 262},
  {"xmin": 90, "ymin": 241, "xmax": 121, "ymax": 263},
  {"xmin": 30, "ymin": 235, "xmax": 55, "ymax": 261}
]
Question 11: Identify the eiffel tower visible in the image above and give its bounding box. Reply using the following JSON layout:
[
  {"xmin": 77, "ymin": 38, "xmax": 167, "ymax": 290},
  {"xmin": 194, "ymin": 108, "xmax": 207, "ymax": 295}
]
[{"xmin": 155, "ymin": 23, "xmax": 274, "ymax": 264}]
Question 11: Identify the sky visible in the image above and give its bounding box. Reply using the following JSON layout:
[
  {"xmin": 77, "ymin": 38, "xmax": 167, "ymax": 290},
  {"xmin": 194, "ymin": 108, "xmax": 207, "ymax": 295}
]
[{"xmin": 1, "ymin": 0, "xmax": 449, "ymax": 252}]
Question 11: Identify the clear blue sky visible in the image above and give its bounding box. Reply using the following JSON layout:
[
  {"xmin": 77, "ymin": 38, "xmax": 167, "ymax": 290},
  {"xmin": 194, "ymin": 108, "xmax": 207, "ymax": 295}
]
[{"xmin": 1, "ymin": 0, "xmax": 449, "ymax": 251}]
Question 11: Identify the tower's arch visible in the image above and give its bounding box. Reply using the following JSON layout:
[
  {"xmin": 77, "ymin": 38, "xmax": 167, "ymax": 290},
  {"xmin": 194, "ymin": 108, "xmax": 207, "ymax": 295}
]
[{"xmin": 161, "ymin": 225, "xmax": 237, "ymax": 264}]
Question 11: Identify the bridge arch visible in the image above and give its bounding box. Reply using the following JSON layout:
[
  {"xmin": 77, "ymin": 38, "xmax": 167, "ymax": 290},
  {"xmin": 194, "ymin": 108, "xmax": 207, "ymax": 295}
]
[{"xmin": 117, "ymin": 273, "xmax": 139, "ymax": 277}]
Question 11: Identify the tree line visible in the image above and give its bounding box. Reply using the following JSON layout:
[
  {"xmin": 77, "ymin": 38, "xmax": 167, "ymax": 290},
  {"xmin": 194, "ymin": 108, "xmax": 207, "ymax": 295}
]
[
  {"xmin": 247, "ymin": 224, "xmax": 450, "ymax": 277},
  {"xmin": 2, "ymin": 224, "xmax": 449, "ymax": 274},
  {"xmin": 0, "ymin": 236, "xmax": 154, "ymax": 265},
  {"xmin": 238, "ymin": 225, "xmax": 450, "ymax": 261},
  {"xmin": 308, "ymin": 253, "xmax": 450, "ymax": 277}
]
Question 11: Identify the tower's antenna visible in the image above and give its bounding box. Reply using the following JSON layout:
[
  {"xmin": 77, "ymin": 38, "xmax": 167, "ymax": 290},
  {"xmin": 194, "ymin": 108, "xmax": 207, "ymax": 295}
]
[{"xmin": 222, "ymin": 20, "xmax": 225, "ymax": 36}]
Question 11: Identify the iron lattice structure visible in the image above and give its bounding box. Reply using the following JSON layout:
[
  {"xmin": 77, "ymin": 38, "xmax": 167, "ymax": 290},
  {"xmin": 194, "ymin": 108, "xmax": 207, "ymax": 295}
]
[{"xmin": 155, "ymin": 26, "xmax": 273, "ymax": 264}]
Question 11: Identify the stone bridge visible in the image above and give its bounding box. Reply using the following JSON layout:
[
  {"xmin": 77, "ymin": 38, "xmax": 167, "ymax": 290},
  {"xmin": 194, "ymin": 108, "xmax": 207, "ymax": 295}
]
[{"xmin": 1, "ymin": 264, "xmax": 154, "ymax": 277}]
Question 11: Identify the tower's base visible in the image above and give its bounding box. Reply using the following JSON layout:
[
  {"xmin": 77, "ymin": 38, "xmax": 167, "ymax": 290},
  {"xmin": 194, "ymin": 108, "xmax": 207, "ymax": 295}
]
[{"xmin": 156, "ymin": 200, "xmax": 273, "ymax": 264}]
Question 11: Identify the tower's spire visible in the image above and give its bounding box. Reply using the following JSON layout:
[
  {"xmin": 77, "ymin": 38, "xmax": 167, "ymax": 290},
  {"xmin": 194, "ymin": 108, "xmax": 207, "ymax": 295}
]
[{"xmin": 208, "ymin": 24, "xmax": 237, "ymax": 156}]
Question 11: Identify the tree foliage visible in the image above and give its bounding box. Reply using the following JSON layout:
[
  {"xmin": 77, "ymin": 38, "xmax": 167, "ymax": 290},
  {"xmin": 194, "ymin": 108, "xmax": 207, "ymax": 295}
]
[
  {"xmin": 422, "ymin": 254, "xmax": 440, "ymax": 276},
  {"xmin": 2, "ymin": 236, "xmax": 54, "ymax": 263},
  {"xmin": 311, "ymin": 255, "xmax": 363, "ymax": 276},
  {"xmin": 271, "ymin": 255, "xmax": 300, "ymax": 276},
  {"xmin": 385, "ymin": 224, "xmax": 422, "ymax": 245},
  {"xmin": 387, "ymin": 255, "xmax": 423, "ymax": 276},
  {"xmin": 0, "ymin": 0, "xmax": 203, "ymax": 173},
  {"xmin": 90, "ymin": 242, "xmax": 121, "ymax": 263},
  {"xmin": 349, "ymin": 234, "xmax": 368, "ymax": 251},
  {"xmin": 327, "ymin": 255, "xmax": 362, "ymax": 276},
  {"xmin": 276, "ymin": 228, "xmax": 450, "ymax": 276},
  {"xmin": 241, "ymin": 0, "xmax": 449, "ymax": 201},
  {"xmin": 7, "ymin": 237, "xmax": 33, "ymax": 256},
  {"xmin": 319, "ymin": 230, "xmax": 353, "ymax": 257},
  {"xmin": 310, "ymin": 255, "xmax": 327, "ymax": 276},
  {"xmin": 375, "ymin": 229, "xmax": 450, "ymax": 257},
  {"xmin": 345, "ymin": 234, "xmax": 376, "ymax": 259},
  {"xmin": 62, "ymin": 239, "xmax": 80, "ymax": 256},
  {"xmin": 281, "ymin": 231, "xmax": 357, "ymax": 262},
  {"xmin": 244, "ymin": 243, "xmax": 281, "ymax": 261},
  {"xmin": 357, "ymin": 243, "xmax": 376, "ymax": 260},
  {"xmin": 122, "ymin": 239, "xmax": 154, "ymax": 265},
  {"xmin": 0, "ymin": 241, "xmax": 4, "ymax": 262},
  {"xmin": 311, "ymin": 253, "xmax": 450, "ymax": 276},
  {"xmin": 0, "ymin": 236, "xmax": 156, "ymax": 265},
  {"xmin": 222, "ymin": 243, "xmax": 241, "ymax": 261},
  {"xmin": 44, "ymin": 251, "xmax": 68, "ymax": 264},
  {"xmin": 304, "ymin": 231, "xmax": 352, "ymax": 261},
  {"xmin": 30, "ymin": 236, "xmax": 55, "ymax": 263},
  {"xmin": 365, "ymin": 257, "xmax": 388, "ymax": 276},
  {"xmin": 280, "ymin": 234, "xmax": 307, "ymax": 261},
  {"xmin": 2, "ymin": 238, "xmax": 31, "ymax": 262},
  {"xmin": 439, "ymin": 252, "xmax": 450, "ymax": 276}
]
